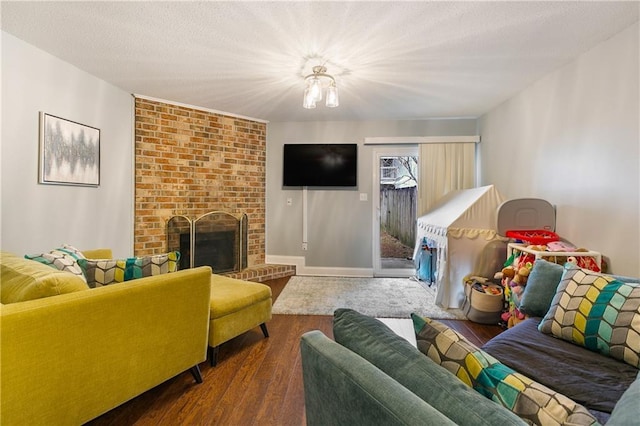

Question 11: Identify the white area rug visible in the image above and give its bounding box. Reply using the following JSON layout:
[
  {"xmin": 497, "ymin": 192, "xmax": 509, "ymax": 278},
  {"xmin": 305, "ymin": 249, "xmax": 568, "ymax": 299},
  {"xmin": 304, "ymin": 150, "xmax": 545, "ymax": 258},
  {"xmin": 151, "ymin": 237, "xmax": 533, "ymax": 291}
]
[{"xmin": 272, "ymin": 276, "xmax": 465, "ymax": 319}]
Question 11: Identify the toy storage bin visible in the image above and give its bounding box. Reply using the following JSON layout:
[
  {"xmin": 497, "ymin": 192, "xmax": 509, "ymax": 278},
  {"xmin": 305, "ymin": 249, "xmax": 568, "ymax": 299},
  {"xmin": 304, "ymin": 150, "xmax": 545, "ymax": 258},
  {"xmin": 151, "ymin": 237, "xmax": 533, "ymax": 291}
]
[
  {"xmin": 507, "ymin": 243, "xmax": 602, "ymax": 270},
  {"xmin": 461, "ymin": 278, "xmax": 504, "ymax": 324}
]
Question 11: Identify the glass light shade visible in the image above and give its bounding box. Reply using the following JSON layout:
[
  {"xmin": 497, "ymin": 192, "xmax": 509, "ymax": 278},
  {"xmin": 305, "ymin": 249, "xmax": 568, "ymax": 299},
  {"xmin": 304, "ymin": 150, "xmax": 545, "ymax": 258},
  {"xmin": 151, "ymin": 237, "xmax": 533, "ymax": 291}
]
[
  {"xmin": 325, "ymin": 83, "xmax": 339, "ymax": 108},
  {"xmin": 303, "ymin": 88, "xmax": 316, "ymax": 109},
  {"xmin": 309, "ymin": 77, "xmax": 322, "ymax": 102}
]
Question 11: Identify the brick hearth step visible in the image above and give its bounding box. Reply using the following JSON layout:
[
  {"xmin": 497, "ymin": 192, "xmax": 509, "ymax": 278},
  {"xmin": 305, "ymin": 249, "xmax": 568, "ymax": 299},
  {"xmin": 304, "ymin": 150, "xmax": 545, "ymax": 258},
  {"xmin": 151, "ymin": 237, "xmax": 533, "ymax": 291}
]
[{"xmin": 222, "ymin": 264, "xmax": 295, "ymax": 283}]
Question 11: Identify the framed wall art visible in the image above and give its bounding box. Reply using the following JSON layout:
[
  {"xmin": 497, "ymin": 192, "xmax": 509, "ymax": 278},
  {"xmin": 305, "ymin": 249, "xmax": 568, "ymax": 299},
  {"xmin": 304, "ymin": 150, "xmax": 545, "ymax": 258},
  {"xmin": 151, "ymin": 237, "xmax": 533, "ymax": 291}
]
[{"xmin": 39, "ymin": 112, "xmax": 100, "ymax": 186}]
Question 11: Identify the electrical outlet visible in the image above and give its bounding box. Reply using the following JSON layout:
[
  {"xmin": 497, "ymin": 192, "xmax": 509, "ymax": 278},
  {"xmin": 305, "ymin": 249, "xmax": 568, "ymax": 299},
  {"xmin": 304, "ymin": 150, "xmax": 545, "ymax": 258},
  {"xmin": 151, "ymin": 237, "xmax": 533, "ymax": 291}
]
[{"xmin": 302, "ymin": 242, "xmax": 308, "ymax": 251}]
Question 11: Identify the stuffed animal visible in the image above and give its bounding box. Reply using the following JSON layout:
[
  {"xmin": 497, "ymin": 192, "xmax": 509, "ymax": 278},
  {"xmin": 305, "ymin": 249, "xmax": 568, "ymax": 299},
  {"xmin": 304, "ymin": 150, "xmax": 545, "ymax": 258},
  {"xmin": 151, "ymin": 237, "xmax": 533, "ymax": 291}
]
[
  {"xmin": 501, "ymin": 306, "xmax": 526, "ymax": 328},
  {"xmin": 512, "ymin": 266, "xmax": 530, "ymax": 285},
  {"xmin": 501, "ymin": 266, "xmax": 516, "ymax": 280},
  {"xmin": 498, "ymin": 263, "xmax": 532, "ymax": 328}
]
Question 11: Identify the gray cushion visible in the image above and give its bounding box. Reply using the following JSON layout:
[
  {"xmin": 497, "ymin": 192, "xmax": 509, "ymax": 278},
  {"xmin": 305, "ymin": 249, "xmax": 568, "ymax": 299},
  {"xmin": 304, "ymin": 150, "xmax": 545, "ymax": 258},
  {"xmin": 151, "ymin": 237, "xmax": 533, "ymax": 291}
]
[
  {"xmin": 519, "ymin": 259, "xmax": 564, "ymax": 317},
  {"xmin": 332, "ymin": 308, "xmax": 526, "ymax": 426}
]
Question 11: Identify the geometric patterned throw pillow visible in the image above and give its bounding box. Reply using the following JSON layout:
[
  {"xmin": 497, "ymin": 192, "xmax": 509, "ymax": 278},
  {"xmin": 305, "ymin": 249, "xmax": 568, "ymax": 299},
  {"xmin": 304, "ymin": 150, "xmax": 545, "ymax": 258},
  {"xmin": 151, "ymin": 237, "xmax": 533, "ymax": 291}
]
[
  {"xmin": 411, "ymin": 314, "xmax": 599, "ymax": 426},
  {"xmin": 539, "ymin": 264, "xmax": 640, "ymax": 368},
  {"xmin": 25, "ymin": 244, "xmax": 87, "ymax": 282},
  {"xmin": 77, "ymin": 258, "xmax": 127, "ymax": 287},
  {"xmin": 78, "ymin": 251, "xmax": 180, "ymax": 288}
]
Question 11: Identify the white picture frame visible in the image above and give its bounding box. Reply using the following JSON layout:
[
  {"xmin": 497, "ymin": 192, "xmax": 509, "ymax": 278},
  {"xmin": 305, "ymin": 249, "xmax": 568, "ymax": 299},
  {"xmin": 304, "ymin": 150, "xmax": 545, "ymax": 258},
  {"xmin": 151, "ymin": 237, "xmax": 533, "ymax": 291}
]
[{"xmin": 39, "ymin": 112, "xmax": 100, "ymax": 187}]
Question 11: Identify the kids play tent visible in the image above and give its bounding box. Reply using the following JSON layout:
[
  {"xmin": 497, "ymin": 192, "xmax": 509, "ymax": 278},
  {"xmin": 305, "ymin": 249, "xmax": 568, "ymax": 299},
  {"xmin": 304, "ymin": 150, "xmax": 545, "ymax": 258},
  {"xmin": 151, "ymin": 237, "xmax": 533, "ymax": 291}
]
[{"xmin": 414, "ymin": 185, "xmax": 506, "ymax": 309}]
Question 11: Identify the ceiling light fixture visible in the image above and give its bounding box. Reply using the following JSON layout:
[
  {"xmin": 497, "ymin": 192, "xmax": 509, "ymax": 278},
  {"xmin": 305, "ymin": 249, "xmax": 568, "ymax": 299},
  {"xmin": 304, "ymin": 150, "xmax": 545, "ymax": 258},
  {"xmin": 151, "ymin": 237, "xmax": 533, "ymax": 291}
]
[{"xmin": 303, "ymin": 65, "xmax": 339, "ymax": 109}]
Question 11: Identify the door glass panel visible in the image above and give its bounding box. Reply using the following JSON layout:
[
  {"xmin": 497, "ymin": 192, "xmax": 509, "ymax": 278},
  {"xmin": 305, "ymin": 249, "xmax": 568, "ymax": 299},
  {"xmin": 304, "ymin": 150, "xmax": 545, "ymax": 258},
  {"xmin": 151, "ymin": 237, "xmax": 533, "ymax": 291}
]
[{"xmin": 378, "ymin": 155, "xmax": 418, "ymax": 274}]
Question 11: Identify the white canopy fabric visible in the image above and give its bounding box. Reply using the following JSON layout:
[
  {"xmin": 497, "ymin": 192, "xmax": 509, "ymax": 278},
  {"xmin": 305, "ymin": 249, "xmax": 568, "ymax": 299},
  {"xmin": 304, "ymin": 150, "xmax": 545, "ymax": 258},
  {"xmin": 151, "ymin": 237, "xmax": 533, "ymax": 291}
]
[{"xmin": 415, "ymin": 185, "xmax": 506, "ymax": 309}]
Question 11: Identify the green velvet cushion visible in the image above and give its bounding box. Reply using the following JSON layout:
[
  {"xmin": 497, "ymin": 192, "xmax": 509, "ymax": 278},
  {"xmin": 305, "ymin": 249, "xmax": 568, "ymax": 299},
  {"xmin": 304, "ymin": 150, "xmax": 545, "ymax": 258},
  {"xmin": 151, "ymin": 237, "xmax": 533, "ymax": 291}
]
[
  {"xmin": 607, "ymin": 371, "xmax": 640, "ymax": 425},
  {"xmin": 519, "ymin": 259, "xmax": 564, "ymax": 317},
  {"xmin": 25, "ymin": 244, "xmax": 87, "ymax": 282},
  {"xmin": 1, "ymin": 251, "xmax": 89, "ymax": 303},
  {"xmin": 78, "ymin": 251, "xmax": 180, "ymax": 288},
  {"xmin": 412, "ymin": 314, "xmax": 599, "ymax": 426},
  {"xmin": 332, "ymin": 309, "xmax": 525, "ymax": 426},
  {"xmin": 538, "ymin": 264, "xmax": 640, "ymax": 368}
]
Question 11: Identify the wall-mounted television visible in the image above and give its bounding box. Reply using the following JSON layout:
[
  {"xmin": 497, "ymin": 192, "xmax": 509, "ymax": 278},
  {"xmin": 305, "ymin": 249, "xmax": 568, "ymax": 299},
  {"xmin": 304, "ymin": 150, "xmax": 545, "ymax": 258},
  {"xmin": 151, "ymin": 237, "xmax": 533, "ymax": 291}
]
[{"xmin": 283, "ymin": 143, "xmax": 357, "ymax": 187}]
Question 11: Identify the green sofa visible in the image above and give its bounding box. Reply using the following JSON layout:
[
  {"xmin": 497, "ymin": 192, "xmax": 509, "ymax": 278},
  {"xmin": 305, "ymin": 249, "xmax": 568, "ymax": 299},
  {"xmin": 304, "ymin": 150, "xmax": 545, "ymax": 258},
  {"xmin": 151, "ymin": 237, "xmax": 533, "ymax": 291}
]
[
  {"xmin": 301, "ymin": 308, "xmax": 640, "ymax": 426},
  {"xmin": 300, "ymin": 309, "xmax": 527, "ymax": 426},
  {"xmin": 0, "ymin": 250, "xmax": 212, "ymax": 425}
]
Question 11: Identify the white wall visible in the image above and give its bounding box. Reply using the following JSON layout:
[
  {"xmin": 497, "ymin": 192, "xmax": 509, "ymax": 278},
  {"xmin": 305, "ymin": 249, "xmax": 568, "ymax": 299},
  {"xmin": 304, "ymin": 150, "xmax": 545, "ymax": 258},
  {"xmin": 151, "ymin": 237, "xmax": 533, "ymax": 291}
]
[
  {"xmin": 479, "ymin": 23, "xmax": 639, "ymax": 276},
  {"xmin": 266, "ymin": 119, "xmax": 477, "ymax": 275},
  {"xmin": 1, "ymin": 32, "xmax": 134, "ymax": 257},
  {"xmin": 5, "ymin": 20, "xmax": 636, "ymax": 277}
]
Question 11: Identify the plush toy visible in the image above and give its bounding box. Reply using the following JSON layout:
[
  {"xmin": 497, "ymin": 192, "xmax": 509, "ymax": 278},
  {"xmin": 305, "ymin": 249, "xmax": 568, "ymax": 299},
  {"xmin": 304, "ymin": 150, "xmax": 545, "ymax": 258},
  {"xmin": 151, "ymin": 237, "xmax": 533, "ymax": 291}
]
[
  {"xmin": 498, "ymin": 265, "xmax": 529, "ymax": 295},
  {"xmin": 501, "ymin": 266, "xmax": 516, "ymax": 280},
  {"xmin": 500, "ymin": 295, "xmax": 526, "ymax": 328},
  {"xmin": 498, "ymin": 263, "xmax": 532, "ymax": 328},
  {"xmin": 512, "ymin": 265, "xmax": 532, "ymax": 295},
  {"xmin": 512, "ymin": 266, "xmax": 530, "ymax": 285},
  {"xmin": 501, "ymin": 307, "xmax": 526, "ymax": 328}
]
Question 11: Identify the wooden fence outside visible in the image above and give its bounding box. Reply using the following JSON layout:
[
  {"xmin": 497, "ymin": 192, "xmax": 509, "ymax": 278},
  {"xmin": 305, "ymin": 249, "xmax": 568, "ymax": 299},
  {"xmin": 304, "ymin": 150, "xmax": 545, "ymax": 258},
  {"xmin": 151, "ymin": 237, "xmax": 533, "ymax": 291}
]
[{"xmin": 380, "ymin": 186, "xmax": 416, "ymax": 248}]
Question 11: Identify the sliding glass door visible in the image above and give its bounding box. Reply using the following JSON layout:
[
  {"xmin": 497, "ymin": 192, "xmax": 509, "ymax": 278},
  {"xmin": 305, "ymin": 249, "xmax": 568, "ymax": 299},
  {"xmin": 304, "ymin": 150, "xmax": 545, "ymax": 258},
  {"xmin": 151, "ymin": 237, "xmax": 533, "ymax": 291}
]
[{"xmin": 372, "ymin": 146, "xmax": 418, "ymax": 277}]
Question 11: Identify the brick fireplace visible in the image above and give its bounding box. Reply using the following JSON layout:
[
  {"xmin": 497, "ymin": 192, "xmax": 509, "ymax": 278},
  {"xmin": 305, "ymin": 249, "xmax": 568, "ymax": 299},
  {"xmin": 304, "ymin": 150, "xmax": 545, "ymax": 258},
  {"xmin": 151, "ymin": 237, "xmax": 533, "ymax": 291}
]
[
  {"xmin": 167, "ymin": 211, "xmax": 248, "ymax": 274},
  {"xmin": 134, "ymin": 97, "xmax": 294, "ymax": 282}
]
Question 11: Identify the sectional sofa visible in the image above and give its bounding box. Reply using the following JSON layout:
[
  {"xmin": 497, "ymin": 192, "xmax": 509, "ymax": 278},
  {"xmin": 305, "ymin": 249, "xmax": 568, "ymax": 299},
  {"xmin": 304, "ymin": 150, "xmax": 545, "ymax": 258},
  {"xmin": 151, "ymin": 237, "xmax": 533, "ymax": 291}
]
[
  {"xmin": 0, "ymin": 249, "xmax": 212, "ymax": 425},
  {"xmin": 301, "ymin": 260, "xmax": 640, "ymax": 425}
]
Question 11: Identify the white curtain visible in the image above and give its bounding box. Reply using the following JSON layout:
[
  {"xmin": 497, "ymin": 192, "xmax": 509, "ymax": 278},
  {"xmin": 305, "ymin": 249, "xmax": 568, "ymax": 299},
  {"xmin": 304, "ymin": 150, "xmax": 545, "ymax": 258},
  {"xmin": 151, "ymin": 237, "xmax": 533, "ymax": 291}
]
[{"xmin": 418, "ymin": 143, "xmax": 476, "ymax": 216}]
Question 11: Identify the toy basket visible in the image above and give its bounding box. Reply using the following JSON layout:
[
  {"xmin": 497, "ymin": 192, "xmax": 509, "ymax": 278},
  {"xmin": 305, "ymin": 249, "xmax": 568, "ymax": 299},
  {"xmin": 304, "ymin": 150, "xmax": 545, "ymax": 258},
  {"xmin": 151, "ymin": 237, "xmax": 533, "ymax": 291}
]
[
  {"xmin": 462, "ymin": 277, "xmax": 504, "ymax": 324},
  {"xmin": 505, "ymin": 229, "xmax": 559, "ymax": 245}
]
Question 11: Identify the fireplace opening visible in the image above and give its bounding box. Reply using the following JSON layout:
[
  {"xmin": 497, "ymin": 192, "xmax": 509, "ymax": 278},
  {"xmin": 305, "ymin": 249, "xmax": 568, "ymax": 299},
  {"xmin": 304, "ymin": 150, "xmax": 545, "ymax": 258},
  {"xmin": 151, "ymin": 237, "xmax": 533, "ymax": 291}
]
[
  {"xmin": 168, "ymin": 212, "xmax": 248, "ymax": 274},
  {"xmin": 180, "ymin": 231, "xmax": 236, "ymax": 273}
]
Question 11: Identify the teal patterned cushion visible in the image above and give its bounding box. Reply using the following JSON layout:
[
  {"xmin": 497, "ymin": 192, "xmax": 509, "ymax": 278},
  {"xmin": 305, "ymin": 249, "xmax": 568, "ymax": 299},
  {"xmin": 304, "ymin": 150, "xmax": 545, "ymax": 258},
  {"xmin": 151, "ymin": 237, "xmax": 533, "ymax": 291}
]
[
  {"xmin": 78, "ymin": 251, "xmax": 180, "ymax": 288},
  {"xmin": 412, "ymin": 314, "xmax": 599, "ymax": 426},
  {"xmin": 25, "ymin": 244, "xmax": 87, "ymax": 282},
  {"xmin": 539, "ymin": 265, "xmax": 640, "ymax": 368}
]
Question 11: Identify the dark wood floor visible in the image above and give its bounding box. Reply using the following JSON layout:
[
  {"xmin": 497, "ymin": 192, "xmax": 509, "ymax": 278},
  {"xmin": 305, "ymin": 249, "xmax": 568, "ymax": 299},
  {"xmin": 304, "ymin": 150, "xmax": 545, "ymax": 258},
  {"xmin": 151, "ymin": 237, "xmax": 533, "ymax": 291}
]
[{"xmin": 87, "ymin": 277, "xmax": 503, "ymax": 425}]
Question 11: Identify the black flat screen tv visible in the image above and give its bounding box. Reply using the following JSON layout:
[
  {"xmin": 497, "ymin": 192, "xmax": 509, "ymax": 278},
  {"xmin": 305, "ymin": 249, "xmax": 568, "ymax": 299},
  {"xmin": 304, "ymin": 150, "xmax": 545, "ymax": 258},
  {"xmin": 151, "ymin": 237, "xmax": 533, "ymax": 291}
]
[{"xmin": 283, "ymin": 144, "xmax": 357, "ymax": 187}]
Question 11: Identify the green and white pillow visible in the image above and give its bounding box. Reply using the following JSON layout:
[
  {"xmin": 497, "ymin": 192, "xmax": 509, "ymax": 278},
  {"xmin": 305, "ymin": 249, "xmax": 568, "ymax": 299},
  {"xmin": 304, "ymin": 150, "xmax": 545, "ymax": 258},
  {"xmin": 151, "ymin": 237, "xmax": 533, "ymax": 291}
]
[
  {"xmin": 25, "ymin": 244, "xmax": 87, "ymax": 282},
  {"xmin": 78, "ymin": 251, "xmax": 180, "ymax": 288},
  {"xmin": 411, "ymin": 314, "xmax": 599, "ymax": 426},
  {"xmin": 538, "ymin": 265, "xmax": 640, "ymax": 368}
]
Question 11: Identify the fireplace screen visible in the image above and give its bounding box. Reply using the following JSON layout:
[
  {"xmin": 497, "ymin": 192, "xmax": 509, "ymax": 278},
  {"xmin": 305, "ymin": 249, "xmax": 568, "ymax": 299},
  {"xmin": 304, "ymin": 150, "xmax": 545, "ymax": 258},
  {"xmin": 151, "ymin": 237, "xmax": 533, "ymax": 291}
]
[{"xmin": 167, "ymin": 212, "xmax": 248, "ymax": 274}]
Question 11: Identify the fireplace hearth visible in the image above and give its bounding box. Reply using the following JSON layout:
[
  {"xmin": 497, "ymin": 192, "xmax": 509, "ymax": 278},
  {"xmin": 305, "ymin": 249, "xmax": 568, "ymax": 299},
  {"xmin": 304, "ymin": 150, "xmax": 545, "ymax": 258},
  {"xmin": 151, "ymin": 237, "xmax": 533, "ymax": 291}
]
[{"xmin": 167, "ymin": 212, "xmax": 248, "ymax": 274}]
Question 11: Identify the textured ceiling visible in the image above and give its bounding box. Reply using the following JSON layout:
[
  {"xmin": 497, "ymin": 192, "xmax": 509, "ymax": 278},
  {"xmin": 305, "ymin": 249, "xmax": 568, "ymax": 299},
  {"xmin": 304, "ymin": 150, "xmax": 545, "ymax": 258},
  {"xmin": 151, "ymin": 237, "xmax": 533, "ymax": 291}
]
[{"xmin": 1, "ymin": 1, "xmax": 638, "ymax": 122}]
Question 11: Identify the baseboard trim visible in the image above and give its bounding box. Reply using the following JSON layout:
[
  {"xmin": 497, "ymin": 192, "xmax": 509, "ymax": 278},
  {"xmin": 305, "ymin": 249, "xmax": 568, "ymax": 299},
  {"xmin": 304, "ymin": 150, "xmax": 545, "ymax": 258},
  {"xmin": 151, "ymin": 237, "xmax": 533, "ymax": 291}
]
[
  {"xmin": 297, "ymin": 266, "xmax": 374, "ymax": 278},
  {"xmin": 265, "ymin": 255, "xmax": 373, "ymax": 277},
  {"xmin": 265, "ymin": 255, "xmax": 304, "ymax": 268}
]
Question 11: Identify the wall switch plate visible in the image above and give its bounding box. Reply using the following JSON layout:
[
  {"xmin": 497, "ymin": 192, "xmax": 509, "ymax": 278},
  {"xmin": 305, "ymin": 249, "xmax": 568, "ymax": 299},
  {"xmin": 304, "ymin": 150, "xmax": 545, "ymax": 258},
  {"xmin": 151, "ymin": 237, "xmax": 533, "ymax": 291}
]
[
  {"xmin": 286, "ymin": 198, "xmax": 293, "ymax": 206},
  {"xmin": 359, "ymin": 193, "xmax": 368, "ymax": 201},
  {"xmin": 302, "ymin": 242, "xmax": 308, "ymax": 251}
]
